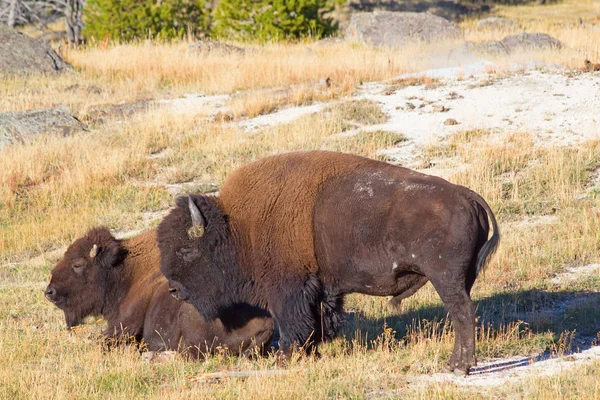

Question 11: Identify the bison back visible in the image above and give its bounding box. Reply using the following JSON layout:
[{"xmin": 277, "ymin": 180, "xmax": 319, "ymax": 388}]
[
  {"xmin": 218, "ymin": 151, "xmax": 380, "ymax": 285},
  {"xmin": 312, "ymin": 165, "xmax": 483, "ymax": 296},
  {"xmin": 218, "ymin": 151, "xmax": 484, "ymax": 298}
]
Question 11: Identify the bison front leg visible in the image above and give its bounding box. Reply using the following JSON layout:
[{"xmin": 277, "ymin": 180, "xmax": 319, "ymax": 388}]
[
  {"xmin": 234, "ymin": 317, "xmax": 276, "ymax": 357},
  {"xmin": 429, "ymin": 275, "xmax": 476, "ymax": 375},
  {"xmin": 102, "ymin": 325, "xmax": 141, "ymax": 351},
  {"xmin": 269, "ymin": 275, "xmax": 323, "ymax": 359},
  {"xmin": 239, "ymin": 324, "xmax": 276, "ymax": 358}
]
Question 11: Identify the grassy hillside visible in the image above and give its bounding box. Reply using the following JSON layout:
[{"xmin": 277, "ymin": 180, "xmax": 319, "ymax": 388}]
[{"xmin": 1, "ymin": 1, "xmax": 600, "ymax": 398}]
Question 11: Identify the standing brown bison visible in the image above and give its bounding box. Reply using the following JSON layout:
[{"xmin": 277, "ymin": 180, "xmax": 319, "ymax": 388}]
[
  {"xmin": 45, "ymin": 227, "xmax": 274, "ymax": 359},
  {"xmin": 158, "ymin": 150, "xmax": 499, "ymax": 374}
]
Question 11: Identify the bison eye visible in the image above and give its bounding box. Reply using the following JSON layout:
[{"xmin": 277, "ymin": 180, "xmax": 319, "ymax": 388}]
[{"xmin": 72, "ymin": 262, "xmax": 85, "ymax": 273}]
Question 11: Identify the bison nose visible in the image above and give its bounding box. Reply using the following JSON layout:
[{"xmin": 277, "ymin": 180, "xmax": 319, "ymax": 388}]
[
  {"xmin": 45, "ymin": 286, "xmax": 57, "ymax": 302},
  {"xmin": 169, "ymin": 287, "xmax": 179, "ymax": 299}
]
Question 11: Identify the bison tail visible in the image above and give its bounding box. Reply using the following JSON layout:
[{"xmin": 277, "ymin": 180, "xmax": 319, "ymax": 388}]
[{"xmin": 469, "ymin": 191, "xmax": 500, "ymax": 277}]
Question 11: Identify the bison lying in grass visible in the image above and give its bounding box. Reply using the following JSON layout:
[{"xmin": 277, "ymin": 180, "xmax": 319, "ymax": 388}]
[
  {"xmin": 46, "ymin": 227, "xmax": 274, "ymax": 359},
  {"xmin": 158, "ymin": 150, "xmax": 499, "ymax": 374}
]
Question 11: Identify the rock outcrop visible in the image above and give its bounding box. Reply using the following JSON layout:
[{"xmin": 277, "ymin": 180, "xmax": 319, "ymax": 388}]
[
  {"xmin": 463, "ymin": 32, "xmax": 563, "ymax": 56},
  {"xmin": 346, "ymin": 11, "xmax": 463, "ymax": 48},
  {"xmin": 0, "ymin": 24, "xmax": 71, "ymax": 75},
  {"xmin": 500, "ymin": 32, "xmax": 563, "ymax": 53},
  {"xmin": 0, "ymin": 106, "xmax": 84, "ymax": 150}
]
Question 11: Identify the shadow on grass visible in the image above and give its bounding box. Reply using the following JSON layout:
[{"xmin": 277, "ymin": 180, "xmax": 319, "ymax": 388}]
[
  {"xmin": 348, "ymin": 0, "xmax": 489, "ymax": 21},
  {"xmin": 341, "ymin": 289, "xmax": 600, "ymax": 362},
  {"xmin": 266, "ymin": 289, "xmax": 599, "ymax": 374},
  {"xmin": 346, "ymin": 0, "xmax": 558, "ymax": 21}
]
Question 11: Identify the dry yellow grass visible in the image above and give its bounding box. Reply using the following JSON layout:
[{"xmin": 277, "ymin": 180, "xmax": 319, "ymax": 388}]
[
  {"xmin": 4, "ymin": 0, "xmax": 598, "ymax": 116},
  {"xmin": 461, "ymin": 0, "xmax": 600, "ymax": 67},
  {"xmin": 2, "ymin": 3, "xmax": 600, "ymax": 397},
  {"xmin": 63, "ymin": 42, "xmax": 419, "ymax": 94},
  {"xmin": 422, "ymin": 131, "xmax": 600, "ymax": 290},
  {"xmin": 226, "ymin": 83, "xmax": 339, "ymax": 120},
  {"xmin": 495, "ymin": 0, "xmax": 600, "ymax": 26},
  {"xmin": 2, "ymin": 108, "xmax": 600, "ymax": 398},
  {"xmin": 0, "ymin": 99, "xmax": 399, "ymax": 261},
  {"xmin": 0, "ymin": 41, "xmax": 432, "ymax": 116}
]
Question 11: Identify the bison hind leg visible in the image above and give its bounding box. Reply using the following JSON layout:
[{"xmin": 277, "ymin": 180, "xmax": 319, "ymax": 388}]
[{"xmin": 427, "ymin": 269, "xmax": 476, "ymax": 375}]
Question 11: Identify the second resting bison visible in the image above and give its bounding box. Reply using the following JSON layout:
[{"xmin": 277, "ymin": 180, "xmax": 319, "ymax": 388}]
[
  {"xmin": 45, "ymin": 227, "xmax": 274, "ymax": 358},
  {"xmin": 157, "ymin": 150, "xmax": 500, "ymax": 374}
]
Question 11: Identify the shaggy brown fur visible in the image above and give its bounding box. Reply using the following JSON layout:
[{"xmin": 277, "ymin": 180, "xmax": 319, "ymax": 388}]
[
  {"xmin": 46, "ymin": 227, "xmax": 274, "ymax": 359},
  {"xmin": 158, "ymin": 150, "xmax": 499, "ymax": 373}
]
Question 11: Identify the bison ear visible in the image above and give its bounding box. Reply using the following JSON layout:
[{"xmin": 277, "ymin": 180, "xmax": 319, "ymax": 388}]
[
  {"xmin": 188, "ymin": 196, "xmax": 206, "ymax": 239},
  {"xmin": 92, "ymin": 241, "xmax": 126, "ymax": 269}
]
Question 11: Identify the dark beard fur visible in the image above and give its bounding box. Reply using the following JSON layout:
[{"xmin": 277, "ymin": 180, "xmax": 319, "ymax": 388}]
[
  {"xmin": 62, "ymin": 296, "xmax": 103, "ymax": 329},
  {"xmin": 64, "ymin": 309, "xmax": 82, "ymax": 329}
]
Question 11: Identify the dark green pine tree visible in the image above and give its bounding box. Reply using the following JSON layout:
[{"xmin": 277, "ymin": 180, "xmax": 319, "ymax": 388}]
[
  {"xmin": 84, "ymin": 0, "xmax": 211, "ymax": 41},
  {"xmin": 212, "ymin": 0, "xmax": 337, "ymax": 42}
]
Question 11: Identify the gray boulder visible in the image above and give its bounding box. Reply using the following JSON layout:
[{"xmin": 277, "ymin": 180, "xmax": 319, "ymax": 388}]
[
  {"xmin": 500, "ymin": 32, "xmax": 563, "ymax": 53},
  {"xmin": 462, "ymin": 32, "xmax": 563, "ymax": 56},
  {"xmin": 81, "ymin": 101, "xmax": 155, "ymax": 124},
  {"xmin": 0, "ymin": 24, "xmax": 71, "ymax": 75},
  {"xmin": 0, "ymin": 106, "xmax": 84, "ymax": 150},
  {"xmin": 476, "ymin": 17, "xmax": 516, "ymax": 31},
  {"xmin": 346, "ymin": 11, "xmax": 463, "ymax": 48}
]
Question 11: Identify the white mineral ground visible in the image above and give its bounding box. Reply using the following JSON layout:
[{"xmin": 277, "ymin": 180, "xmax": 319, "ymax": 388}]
[
  {"xmin": 407, "ymin": 346, "xmax": 600, "ymax": 389},
  {"xmin": 551, "ymin": 264, "xmax": 600, "ymax": 285},
  {"xmin": 188, "ymin": 60, "xmax": 599, "ymax": 166},
  {"xmin": 239, "ymin": 103, "xmax": 326, "ymax": 132}
]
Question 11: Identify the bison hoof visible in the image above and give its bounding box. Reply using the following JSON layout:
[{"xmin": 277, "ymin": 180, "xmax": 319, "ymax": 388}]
[
  {"xmin": 442, "ymin": 363, "xmax": 470, "ymax": 376},
  {"xmin": 274, "ymin": 350, "xmax": 290, "ymax": 368},
  {"xmin": 441, "ymin": 363, "xmax": 453, "ymax": 373}
]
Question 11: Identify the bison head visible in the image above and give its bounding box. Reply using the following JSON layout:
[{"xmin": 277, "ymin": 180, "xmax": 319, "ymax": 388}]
[
  {"xmin": 46, "ymin": 227, "xmax": 127, "ymax": 328},
  {"xmin": 157, "ymin": 195, "xmax": 246, "ymax": 321}
]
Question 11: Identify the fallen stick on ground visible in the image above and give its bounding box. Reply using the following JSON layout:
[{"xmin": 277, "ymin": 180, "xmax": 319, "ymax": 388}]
[{"xmin": 190, "ymin": 369, "xmax": 302, "ymax": 383}]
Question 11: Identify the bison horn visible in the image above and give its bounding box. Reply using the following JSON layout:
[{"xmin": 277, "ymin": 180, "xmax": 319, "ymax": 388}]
[
  {"xmin": 187, "ymin": 197, "xmax": 205, "ymax": 239},
  {"xmin": 89, "ymin": 244, "xmax": 98, "ymax": 259}
]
